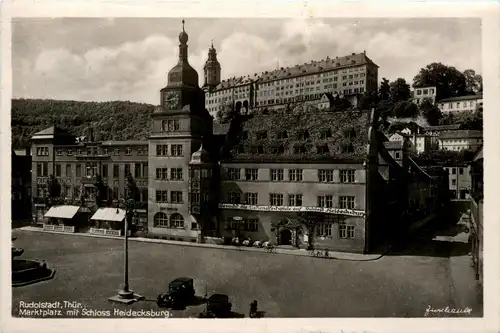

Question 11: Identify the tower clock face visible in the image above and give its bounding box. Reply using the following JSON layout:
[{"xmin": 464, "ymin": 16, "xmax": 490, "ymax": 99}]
[{"xmin": 164, "ymin": 91, "xmax": 180, "ymax": 110}]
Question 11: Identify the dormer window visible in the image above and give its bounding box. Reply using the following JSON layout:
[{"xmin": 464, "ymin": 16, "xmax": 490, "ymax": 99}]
[
  {"xmin": 320, "ymin": 129, "xmax": 332, "ymax": 139},
  {"xmin": 67, "ymin": 149, "xmax": 73, "ymax": 156},
  {"xmin": 297, "ymin": 130, "xmax": 309, "ymax": 140},
  {"xmin": 277, "ymin": 130, "xmax": 288, "ymax": 139},
  {"xmin": 256, "ymin": 131, "xmax": 268, "ymax": 140},
  {"xmin": 250, "ymin": 145, "xmax": 264, "ymax": 154},
  {"xmin": 341, "ymin": 143, "xmax": 354, "ymax": 153},
  {"xmin": 56, "ymin": 149, "xmax": 63, "ymax": 156},
  {"xmin": 343, "ymin": 127, "xmax": 356, "ymax": 138},
  {"xmin": 293, "ymin": 144, "xmax": 306, "ymax": 154},
  {"xmin": 317, "ymin": 145, "xmax": 329, "ymax": 154},
  {"xmin": 271, "ymin": 145, "xmax": 285, "ymax": 154}
]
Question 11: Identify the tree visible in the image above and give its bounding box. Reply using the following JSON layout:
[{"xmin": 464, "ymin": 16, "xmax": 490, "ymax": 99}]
[
  {"xmin": 358, "ymin": 91, "xmax": 379, "ymax": 110},
  {"xmin": 297, "ymin": 212, "xmax": 324, "ymax": 250},
  {"xmin": 215, "ymin": 100, "xmax": 237, "ymax": 124},
  {"xmin": 94, "ymin": 175, "xmax": 106, "ymax": 208},
  {"xmin": 46, "ymin": 174, "xmax": 61, "ymax": 207},
  {"xmin": 413, "ymin": 62, "xmax": 467, "ymax": 100},
  {"xmin": 419, "ymin": 98, "xmax": 442, "ymax": 126},
  {"xmin": 332, "ymin": 95, "xmax": 351, "ymax": 111},
  {"xmin": 463, "ymin": 69, "xmax": 483, "ymax": 94},
  {"xmin": 125, "ymin": 173, "xmax": 139, "ymax": 202},
  {"xmin": 378, "ymin": 78, "xmax": 391, "ymax": 101},
  {"xmin": 392, "ymin": 101, "xmax": 419, "ymax": 119},
  {"xmin": 389, "ymin": 78, "xmax": 411, "ymax": 102}
]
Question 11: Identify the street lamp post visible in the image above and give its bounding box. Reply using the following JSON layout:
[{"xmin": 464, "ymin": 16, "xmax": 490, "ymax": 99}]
[{"xmin": 108, "ymin": 198, "xmax": 144, "ymax": 304}]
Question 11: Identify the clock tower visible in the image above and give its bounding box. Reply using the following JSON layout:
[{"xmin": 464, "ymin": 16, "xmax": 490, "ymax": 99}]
[{"xmin": 148, "ymin": 20, "xmax": 214, "ymax": 242}]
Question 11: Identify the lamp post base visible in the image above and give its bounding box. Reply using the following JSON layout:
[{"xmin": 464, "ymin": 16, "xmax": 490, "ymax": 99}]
[{"xmin": 108, "ymin": 290, "xmax": 144, "ymax": 305}]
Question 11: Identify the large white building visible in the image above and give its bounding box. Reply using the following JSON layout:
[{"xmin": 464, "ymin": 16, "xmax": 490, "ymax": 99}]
[
  {"xmin": 202, "ymin": 45, "xmax": 379, "ymax": 117},
  {"xmin": 437, "ymin": 94, "xmax": 483, "ymax": 114},
  {"xmin": 413, "ymin": 86, "xmax": 437, "ymax": 105},
  {"xmin": 438, "ymin": 130, "xmax": 483, "ymax": 151}
]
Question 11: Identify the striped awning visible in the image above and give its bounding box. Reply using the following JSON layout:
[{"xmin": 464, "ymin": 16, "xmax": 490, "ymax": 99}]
[
  {"xmin": 44, "ymin": 205, "xmax": 81, "ymax": 219},
  {"xmin": 91, "ymin": 208, "xmax": 126, "ymax": 222}
]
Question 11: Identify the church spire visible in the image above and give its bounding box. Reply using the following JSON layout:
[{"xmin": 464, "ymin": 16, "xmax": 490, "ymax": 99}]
[
  {"xmin": 203, "ymin": 39, "xmax": 221, "ymax": 89},
  {"xmin": 166, "ymin": 19, "xmax": 199, "ymax": 87}
]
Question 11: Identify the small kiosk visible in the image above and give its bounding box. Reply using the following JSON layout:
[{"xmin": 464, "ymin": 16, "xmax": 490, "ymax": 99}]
[
  {"xmin": 43, "ymin": 205, "xmax": 91, "ymax": 233},
  {"xmin": 90, "ymin": 208, "xmax": 126, "ymax": 237}
]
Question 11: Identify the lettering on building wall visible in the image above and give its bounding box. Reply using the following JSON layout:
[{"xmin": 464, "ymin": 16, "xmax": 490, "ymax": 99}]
[{"xmin": 218, "ymin": 203, "xmax": 366, "ymax": 218}]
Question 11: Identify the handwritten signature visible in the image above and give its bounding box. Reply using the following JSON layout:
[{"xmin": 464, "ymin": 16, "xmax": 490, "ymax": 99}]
[
  {"xmin": 424, "ymin": 305, "xmax": 472, "ymax": 316},
  {"xmin": 301, "ymin": 330, "xmax": 369, "ymax": 333}
]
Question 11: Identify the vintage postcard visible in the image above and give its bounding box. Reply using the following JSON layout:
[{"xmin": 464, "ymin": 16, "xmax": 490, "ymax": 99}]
[{"xmin": 2, "ymin": 1, "xmax": 499, "ymax": 333}]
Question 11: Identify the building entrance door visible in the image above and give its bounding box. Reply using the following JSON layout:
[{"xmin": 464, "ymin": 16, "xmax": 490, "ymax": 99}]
[{"xmin": 280, "ymin": 229, "xmax": 292, "ymax": 245}]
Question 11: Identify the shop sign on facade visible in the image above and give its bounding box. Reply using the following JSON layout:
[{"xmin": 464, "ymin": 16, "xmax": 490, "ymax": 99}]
[{"xmin": 218, "ymin": 203, "xmax": 366, "ymax": 218}]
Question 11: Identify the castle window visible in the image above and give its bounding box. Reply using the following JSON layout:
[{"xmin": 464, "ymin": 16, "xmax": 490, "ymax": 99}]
[
  {"xmin": 339, "ymin": 223, "xmax": 355, "ymax": 239},
  {"xmin": 155, "ymin": 190, "xmax": 168, "ymax": 203},
  {"xmin": 36, "ymin": 147, "xmax": 49, "ymax": 156},
  {"xmin": 227, "ymin": 192, "xmax": 241, "ymax": 204},
  {"xmin": 271, "ymin": 145, "xmax": 285, "ymax": 154},
  {"xmin": 340, "ymin": 196, "xmax": 355, "ymax": 209},
  {"xmin": 170, "ymin": 213, "xmax": 184, "ymax": 228},
  {"xmin": 289, "ymin": 169, "xmax": 303, "ymax": 182},
  {"xmin": 156, "ymin": 144, "xmax": 168, "ymax": 156},
  {"xmin": 154, "ymin": 212, "xmax": 168, "ymax": 227},
  {"xmin": 170, "ymin": 191, "xmax": 183, "ymax": 204},
  {"xmin": 293, "ymin": 144, "xmax": 306, "ymax": 154},
  {"xmin": 114, "ymin": 148, "xmax": 120, "ymax": 156},
  {"xmin": 340, "ymin": 170, "xmax": 355, "ymax": 183},
  {"xmin": 270, "ymin": 169, "xmax": 284, "ymax": 181},
  {"xmin": 297, "ymin": 130, "xmax": 309, "ymax": 140},
  {"xmin": 277, "ymin": 130, "xmax": 288, "ymax": 139},
  {"xmin": 245, "ymin": 168, "xmax": 259, "ymax": 181},
  {"xmin": 317, "ymin": 145, "xmax": 329, "ymax": 154},
  {"xmin": 317, "ymin": 195, "xmax": 334, "ymax": 208},
  {"xmin": 171, "ymin": 144, "xmax": 183, "ymax": 157},
  {"xmin": 318, "ymin": 169, "xmax": 334, "ymax": 182},
  {"xmin": 125, "ymin": 147, "xmax": 132, "ymax": 156},
  {"xmin": 256, "ymin": 131, "xmax": 268, "ymax": 140}
]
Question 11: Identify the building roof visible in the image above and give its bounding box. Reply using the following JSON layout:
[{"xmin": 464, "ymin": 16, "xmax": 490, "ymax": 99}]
[
  {"xmin": 216, "ymin": 76, "xmax": 255, "ymax": 90},
  {"xmin": 473, "ymin": 145, "xmax": 483, "ymax": 161},
  {"xmin": 91, "ymin": 207, "xmax": 126, "ymax": 222},
  {"xmin": 422, "ymin": 124, "xmax": 461, "ymax": 132},
  {"xmin": 44, "ymin": 205, "xmax": 82, "ymax": 219},
  {"xmin": 437, "ymin": 94, "xmax": 483, "ymax": 103},
  {"xmin": 221, "ymin": 109, "xmax": 372, "ymax": 162},
  {"xmin": 213, "ymin": 123, "xmax": 230, "ymax": 136},
  {"xmin": 439, "ymin": 130, "xmax": 483, "ymax": 139},
  {"xmin": 209, "ymin": 52, "xmax": 377, "ymax": 92},
  {"xmin": 32, "ymin": 126, "xmax": 73, "ymax": 140},
  {"xmin": 101, "ymin": 140, "xmax": 148, "ymax": 146},
  {"xmin": 320, "ymin": 93, "xmax": 335, "ymax": 103},
  {"xmin": 384, "ymin": 141, "xmax": 404, "ymax": 149},
  {"xmin": 258, "ymin": 52, "xmax": 376, "ymax": 84}
]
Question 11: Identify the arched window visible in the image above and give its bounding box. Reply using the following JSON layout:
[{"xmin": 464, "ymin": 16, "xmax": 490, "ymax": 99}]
[
  {"xmin": 154, "ymin": 212, "xmax": 168, "ymax": 227},
  {"xmin": 170, "ymin": 213, "xmax": 184, "ymax": 229}
]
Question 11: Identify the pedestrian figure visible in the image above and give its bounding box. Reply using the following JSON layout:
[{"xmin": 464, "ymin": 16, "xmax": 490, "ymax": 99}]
[{"xmin": 249, "ymin": 300, "xmax": 258, "ymax": 318}]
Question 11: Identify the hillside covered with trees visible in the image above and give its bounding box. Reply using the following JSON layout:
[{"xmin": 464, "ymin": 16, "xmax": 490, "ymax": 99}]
[{"xmin": 11, "ymin": 99, "xmax": 155, "ymax": 149}]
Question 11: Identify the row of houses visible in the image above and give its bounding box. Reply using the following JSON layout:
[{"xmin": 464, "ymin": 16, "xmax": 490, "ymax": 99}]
[
  {"xmin": 412, "ymin": 86, "xmax": 483, "ymax": 114},
  {"xmin": 15, "ymin": 22, "xmax": 453, "ymax": 254}
]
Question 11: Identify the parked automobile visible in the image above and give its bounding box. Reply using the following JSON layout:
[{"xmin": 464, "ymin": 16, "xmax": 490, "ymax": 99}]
[
  {"xmin": 157, "ymin": 277, "xmax": 196, "ymax": 308},
  {"xmin": 199, "ymin": 294, "xmax": 232, "ymax": 318}
]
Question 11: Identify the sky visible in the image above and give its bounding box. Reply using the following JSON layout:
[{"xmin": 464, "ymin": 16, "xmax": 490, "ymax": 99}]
[{"xmin": 12, "ymin": 17, "xmax": 482, "ymax": 105}]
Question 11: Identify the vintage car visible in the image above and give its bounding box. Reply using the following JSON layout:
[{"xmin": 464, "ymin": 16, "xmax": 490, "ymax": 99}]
[
  {"xmin": 199, "ymin": 294, "xmax": 232, "ymax": 318},
  {"xmin": 157, "ymin": 277, "xmax": 196, "ymax": 308}
]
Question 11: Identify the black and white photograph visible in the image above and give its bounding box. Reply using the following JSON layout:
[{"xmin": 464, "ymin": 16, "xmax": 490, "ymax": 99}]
[{"xmin": 3, "ymin": 2, "xmax": 499, "ymax": 332}]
